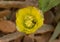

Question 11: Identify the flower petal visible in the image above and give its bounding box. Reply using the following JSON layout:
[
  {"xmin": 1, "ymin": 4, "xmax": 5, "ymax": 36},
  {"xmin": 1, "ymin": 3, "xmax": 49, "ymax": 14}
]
[{"xmin": 16, "ymin": 6, "xmax": 44, "ymax": 34}]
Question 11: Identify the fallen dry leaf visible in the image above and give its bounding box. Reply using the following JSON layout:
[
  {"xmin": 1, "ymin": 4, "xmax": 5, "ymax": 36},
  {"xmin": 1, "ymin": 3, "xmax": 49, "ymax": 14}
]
[
  {"xmin": 35, "ymin": 24, "xmax": 54, "ymax": 34},
  {"xmin": 23, "ymin": 36, "xmax": 34, "ymax": 42},
  {"xmin": 13, "ymin": 37, "xmax": 21, "ymax": 42},
  {"xmin": 0, "ymin": 20, "xmax": 16, "ymax": 33},
  {"xmin": 0, "ymin": 32, "xmax": 24, "ymax": 42},
  {"xmin": 44, "ymin": 11, "xmax": 55, "ymax": 24},
  {"xmin": 0, "ymin": 10, "xmax": 11, "ymax": 18},
  {"xmin": 34, "ymin": 33, "xmax": 51, "ymax": 42}
]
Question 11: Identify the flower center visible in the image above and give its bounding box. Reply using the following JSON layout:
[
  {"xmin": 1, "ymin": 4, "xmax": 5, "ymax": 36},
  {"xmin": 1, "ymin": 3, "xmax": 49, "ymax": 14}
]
[{"xmin": 23, "ymin": 15, "xmax": 36, "ymax": 29}]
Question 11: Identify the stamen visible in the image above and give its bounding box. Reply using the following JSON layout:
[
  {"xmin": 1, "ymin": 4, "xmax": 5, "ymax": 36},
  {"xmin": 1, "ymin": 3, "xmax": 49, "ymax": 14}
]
[{"xmin": 23, "ymin": 15, "xmax": 36, "ymax": 29}]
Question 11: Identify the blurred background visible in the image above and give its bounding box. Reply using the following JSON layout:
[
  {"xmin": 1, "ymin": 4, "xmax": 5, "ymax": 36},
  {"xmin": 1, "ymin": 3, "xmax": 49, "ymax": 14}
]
[{"xmin": 0, "ymin": 0, "xmax": 60, "ymax": 42}]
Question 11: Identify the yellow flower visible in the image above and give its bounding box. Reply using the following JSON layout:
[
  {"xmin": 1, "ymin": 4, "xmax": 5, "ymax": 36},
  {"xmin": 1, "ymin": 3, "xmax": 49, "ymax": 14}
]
[{"xmin": 16, "ymin": 6, "xmax": 44, "ymax": 34}]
